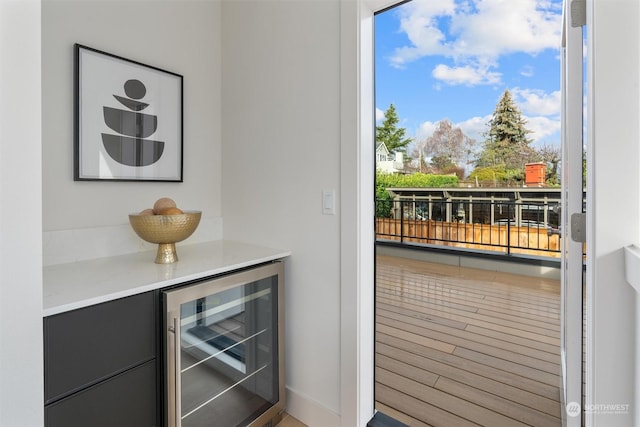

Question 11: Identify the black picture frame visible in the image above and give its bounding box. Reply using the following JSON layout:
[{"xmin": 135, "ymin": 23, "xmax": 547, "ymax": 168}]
[{"xmin": 74, "ymin": 44, "xmax": 183, "ymax": 182}]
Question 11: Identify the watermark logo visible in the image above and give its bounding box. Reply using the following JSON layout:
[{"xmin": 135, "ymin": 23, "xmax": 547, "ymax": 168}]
[
  {"xmin": 566, "ymin": 401, "xmax": 581, "ymax": 418},
  {"xmin": 566, "ymin": 402, "xmax": 631, "ymax": 417},
  {"xmin": 585, "ymin": 403, "xmax": 630, "ymax": 415}
]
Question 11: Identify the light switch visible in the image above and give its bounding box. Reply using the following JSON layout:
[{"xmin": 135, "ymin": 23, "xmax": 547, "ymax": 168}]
[{"xmin": 323, "ymin": 190, "xmax": 336, "ymax": 215}]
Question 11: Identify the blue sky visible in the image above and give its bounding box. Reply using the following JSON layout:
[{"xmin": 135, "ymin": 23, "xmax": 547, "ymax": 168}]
[{"xmin": 375, "ymin": 0, "xmax": 563, "ymax": 155}]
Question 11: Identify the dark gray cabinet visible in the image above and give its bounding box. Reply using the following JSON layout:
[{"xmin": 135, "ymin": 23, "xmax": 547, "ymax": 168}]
[
  {"xmin": 44, "ymin": 291, "xmax": 160, "ymax": 427},
  {"xmin": 45, "ymin": 360, "xmax": 157, "ymax": 427}
]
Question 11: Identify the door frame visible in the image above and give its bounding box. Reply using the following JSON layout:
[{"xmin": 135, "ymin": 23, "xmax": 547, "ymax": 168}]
[
  {"xmin": 341, "ymin": 1, "xmax": 592, "ymax": 426},
  {"xmin": 560, "ymin": 0, "xmax": 585, "ymax": 424},
  {"xmin": 340, "ymin": 1, "xmax": 401, "ymax": 425}
]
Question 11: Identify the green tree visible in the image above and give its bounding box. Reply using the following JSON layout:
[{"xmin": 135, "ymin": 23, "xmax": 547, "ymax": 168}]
[
  {"xmin": 430, "ymin": 154, "xmax": 456, "ymax": 171},
  {"xmin": 376, "ymin": 104, "xmax": 412, "ymax": 154},
  {"xmin": 583, "ymin": 149, "xmax": 587, "ymax": 188},
  {"xmin": 475, "ymin": 89, "xmax": 537, "ymax": 171}
]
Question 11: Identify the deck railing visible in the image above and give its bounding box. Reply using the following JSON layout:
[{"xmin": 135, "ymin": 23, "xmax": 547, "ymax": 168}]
[{"xmin": 376, "ymin": 198, "xmax": 561, "ymax": 257}]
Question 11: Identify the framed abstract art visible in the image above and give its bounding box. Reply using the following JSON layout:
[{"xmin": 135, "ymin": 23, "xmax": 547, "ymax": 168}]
[{"xmin": 74, "ymin": 44, "xmax": 183, "ymax": 181}]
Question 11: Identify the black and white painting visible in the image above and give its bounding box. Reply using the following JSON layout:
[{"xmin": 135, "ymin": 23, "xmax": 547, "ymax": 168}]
[{"xmin": 74, "ymin": 44, "xmax": 183, "ymax": 181}]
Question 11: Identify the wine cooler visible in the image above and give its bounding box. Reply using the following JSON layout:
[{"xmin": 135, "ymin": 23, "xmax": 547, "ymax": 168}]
[{"xmin": 163, "ymin": 262, "xmax": 285, "ymax": 427}]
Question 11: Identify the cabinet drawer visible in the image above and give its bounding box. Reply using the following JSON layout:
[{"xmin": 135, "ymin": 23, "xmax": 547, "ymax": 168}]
[
  {"xmin": 44, "ymin": 291, "xmax": 157, "ymax": 403},
  {"xmin": 45, "ymin": 360, "xmax": 158, "ymax": 427}
]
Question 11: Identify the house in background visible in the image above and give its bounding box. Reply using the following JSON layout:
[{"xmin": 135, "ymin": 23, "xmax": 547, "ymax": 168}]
[
  {"xmin": 376, "ymin": 142, "xmax": 404, "ymax": 174},
  {"xmin": 1, "ymin": 0, "xmax": 639, "ymax": 426}
]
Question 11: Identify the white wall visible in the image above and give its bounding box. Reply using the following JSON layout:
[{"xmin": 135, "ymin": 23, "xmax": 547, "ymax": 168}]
[
  {"xmin": 587, "ymin": 0, "xmax": 640, "ymax": 425},
  {"xmin": 221, "ymin": 1, "xmax": 344, "ymax": 424},
  {"xmin": 0, "ymin": 0, "xmax": 43, "ymax": 425},
  {"xmin": 41, "ymin": 0, "xmax": 222, "ymax": 235}
]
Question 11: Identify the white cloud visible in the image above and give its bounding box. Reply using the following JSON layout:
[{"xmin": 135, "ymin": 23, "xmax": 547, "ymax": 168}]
[
  {"xmin": 457, "ymin": 115, "xmax": 491, "ymax": 142},
  {"xmin": 524, "ymin": 115, "xmax": 561, "ymax": 144},
  {"xmin": 412, "ymin": 112, "xmax": 558, "ymax": 147},
  {"xmin": 414, "ymin": 115, "xmax": 489, "ymax": 144},
  {"xmin": 389, "ymin": 0, "xmax": 456, "ymax": 68},
  {"xmin": 519, "ymin": 65, "xmax": 534, "ymax": 77},
  {"xmin": 376, "ymin": 108, "xmax": 385, "ymax": 123},
  {"xmin": 449, "ymin": 0, "xmax": 562, "ymax": 59},
  {"xmin": 414, "ymin": 120, "xmax": 440, "ymax": 142},
  {"xmin": 432, "ymin": 64, "xmax": 501, "ymax": 86},
  {"xmin": 512, "ymin": 87, "xmax": 560, "ymax": 116},
  {"xmin": 390, "ymin": 0, "xmax": 562, "ymax": 86}
]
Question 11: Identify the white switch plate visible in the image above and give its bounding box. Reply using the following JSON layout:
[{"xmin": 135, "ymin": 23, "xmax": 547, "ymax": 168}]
[{"xmin": 322, "ymin": 190, "xmax": 336, "ymax": 215}]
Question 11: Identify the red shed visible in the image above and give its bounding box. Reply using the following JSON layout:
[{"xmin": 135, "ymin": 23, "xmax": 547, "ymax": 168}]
[{"xmin": 525, "ymin": 162, "xmax": 547, "ymax": 187}]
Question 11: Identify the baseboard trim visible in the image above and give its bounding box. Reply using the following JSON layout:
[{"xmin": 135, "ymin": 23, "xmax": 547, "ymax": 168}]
[{"xmin": 285, "ymin": 386, "xmax": 341, "ymax": 427}]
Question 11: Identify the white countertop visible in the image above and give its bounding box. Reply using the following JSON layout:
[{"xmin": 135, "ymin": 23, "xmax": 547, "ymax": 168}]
[{"xmin": 43, "ymin": 240, "xmax": 291, "ymax": 317}]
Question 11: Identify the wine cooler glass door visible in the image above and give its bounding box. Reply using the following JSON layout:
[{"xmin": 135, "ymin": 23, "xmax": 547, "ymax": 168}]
[{"xmin": 164, "ymin": 262, "xmax": 283, "ymax": 427}]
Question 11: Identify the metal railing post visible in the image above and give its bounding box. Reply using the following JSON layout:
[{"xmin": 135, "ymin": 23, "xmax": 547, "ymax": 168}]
[
  {"xmin": 400, "ymin": 200, "xmax": 404, "ymax": 243},
  {"xmin": 507, "ymin": 203, "xmax": 511, "ymax": 255}
]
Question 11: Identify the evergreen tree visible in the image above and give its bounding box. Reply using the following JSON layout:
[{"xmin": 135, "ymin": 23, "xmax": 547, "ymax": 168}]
[
  {"xmin": 376, "ymin": 104, "xmax": 412, "ymax": 154},
  {"xmin": 475, "ymin": 89, "xmax": 536, "ymax": 170}
]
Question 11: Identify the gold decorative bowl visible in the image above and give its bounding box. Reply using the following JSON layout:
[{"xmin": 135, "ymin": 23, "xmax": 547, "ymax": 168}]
[{"xmin": 129, "ymin": 211, "xmax": 202, "ymax": 263}]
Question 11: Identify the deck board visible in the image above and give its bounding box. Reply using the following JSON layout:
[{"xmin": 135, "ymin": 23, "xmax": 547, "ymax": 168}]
[
  {"xmin": 375, "ymin": 254, "xmax": 562, "ymax": 426},
  {"xmin": 376, "ymin": 343, "xmax": 560, "ymax": 417},
  {"xmin": 377, "ymin": 308, "xmax": 560, "ymax": 366}
]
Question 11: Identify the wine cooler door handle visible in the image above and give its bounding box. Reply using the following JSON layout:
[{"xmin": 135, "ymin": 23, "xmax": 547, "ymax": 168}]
[{"xmin": 173, "ymin": 316, "xmax": 182, "ymax": 427}]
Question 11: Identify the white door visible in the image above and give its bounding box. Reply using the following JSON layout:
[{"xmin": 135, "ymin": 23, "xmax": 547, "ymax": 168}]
[{"xmin": 560, "ymin": 0, "xmax": 585, "ymax": 425}]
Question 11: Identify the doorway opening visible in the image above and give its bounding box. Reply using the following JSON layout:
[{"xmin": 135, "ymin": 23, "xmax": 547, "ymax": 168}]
[{"xmin": 372, "ymin": 1, "xmax": 579, "ymax": 425}]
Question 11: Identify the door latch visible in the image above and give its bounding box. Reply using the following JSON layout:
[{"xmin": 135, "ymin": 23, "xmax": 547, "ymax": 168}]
[
  {"xmin": 570, "ymin": 213, "xmax": 586, "ymax": 243},
  {"xmin": 571, "ymin": 0, "xmax": 586, "ymax": 27}
]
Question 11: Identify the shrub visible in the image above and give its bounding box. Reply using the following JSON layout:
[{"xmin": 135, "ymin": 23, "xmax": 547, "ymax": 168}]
[
  {"xmin": 376, "ymin": 172, "xmax": 458, "ymax": 190},
  {"xmin": 468, "ymin": 167, "xmax": 507, "ymax": 183}
]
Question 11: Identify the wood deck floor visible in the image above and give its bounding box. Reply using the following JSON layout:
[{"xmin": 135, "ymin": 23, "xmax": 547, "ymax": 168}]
[{"xmin": 375, "ymin": 255, "xmax": 562, "ymax": 427}]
